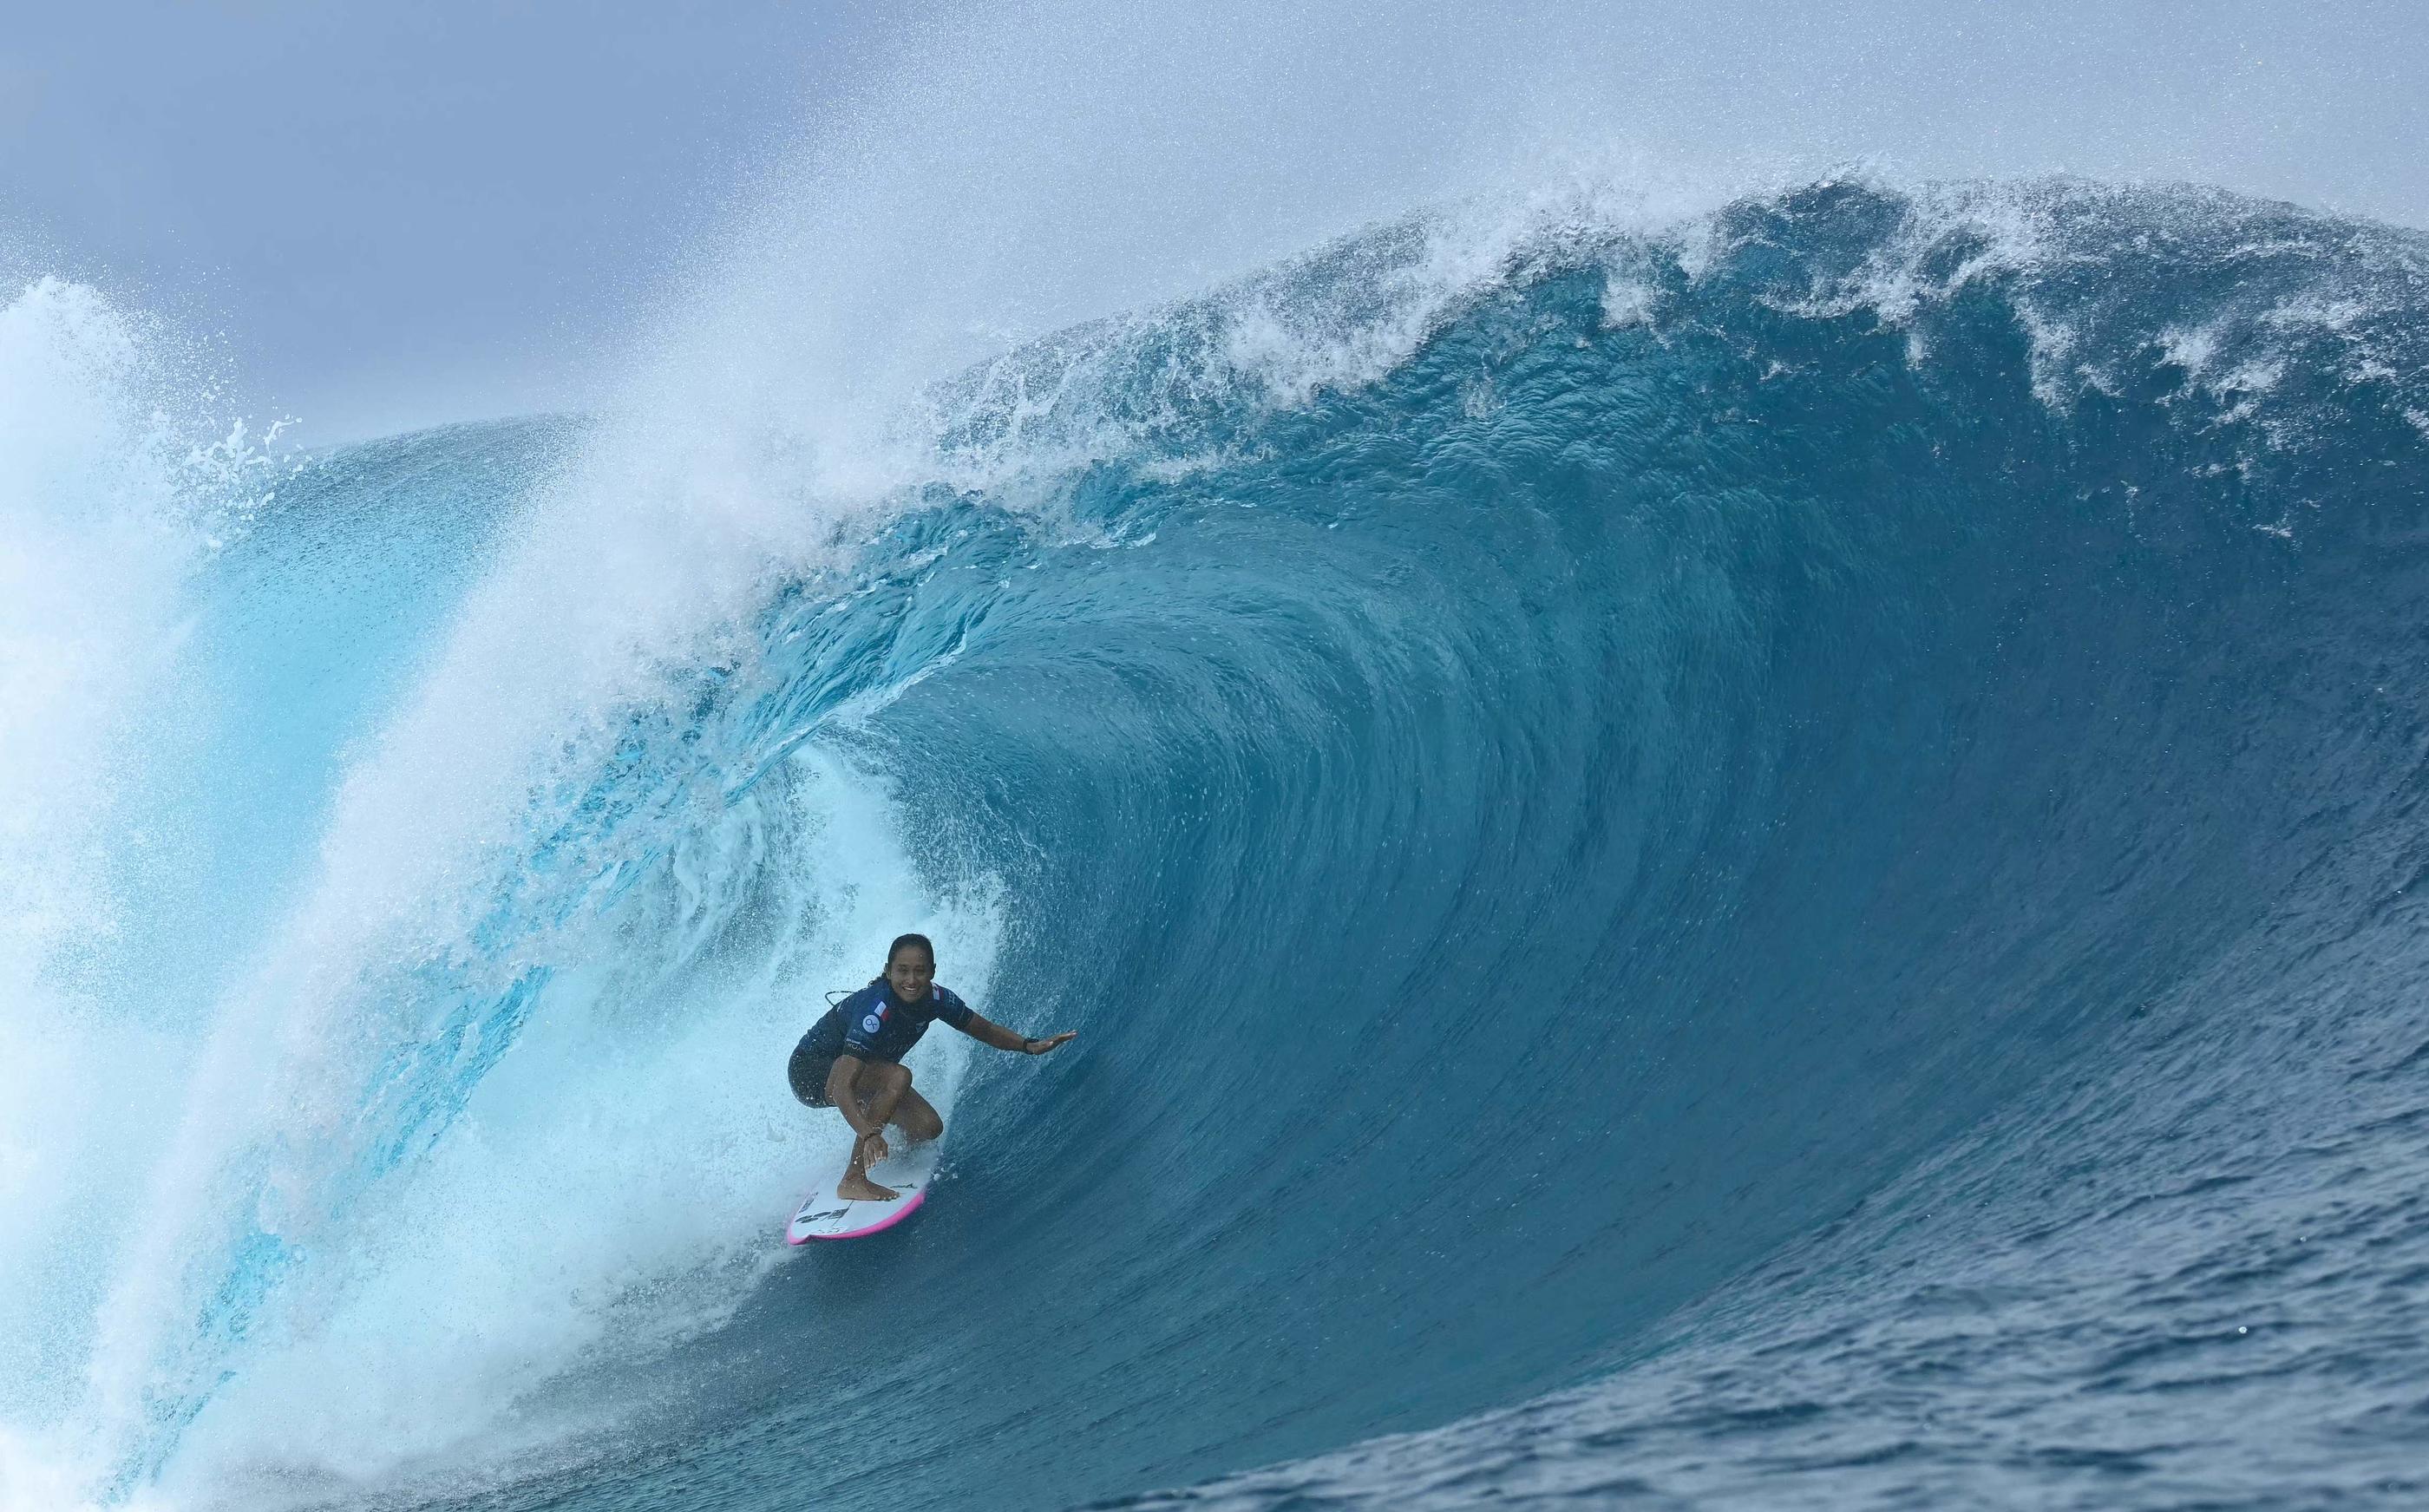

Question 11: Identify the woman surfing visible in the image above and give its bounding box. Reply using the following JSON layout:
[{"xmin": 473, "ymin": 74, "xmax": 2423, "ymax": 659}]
[{"xmin": 789, "ymin": 933, "xmax": 1076, "ymax": 1201}]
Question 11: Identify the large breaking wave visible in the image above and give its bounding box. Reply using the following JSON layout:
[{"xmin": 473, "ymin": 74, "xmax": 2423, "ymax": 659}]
[{"xmin": 8, "ymin": 178, "xmax": 2429, "ymax": 1511}]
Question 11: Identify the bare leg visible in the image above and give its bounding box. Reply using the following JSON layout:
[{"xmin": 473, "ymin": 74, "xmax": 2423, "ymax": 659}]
[
  {"xmin": 839, "ymin": 1062, "xmax": 912, "ymax": 1201},
  {"xmin": 891, "ymin": 1084, "xmax": 944, "ymax": 1144}
]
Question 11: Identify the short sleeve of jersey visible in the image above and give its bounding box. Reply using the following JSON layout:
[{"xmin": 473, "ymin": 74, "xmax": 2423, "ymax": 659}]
[
  {"xmin": 840, "ymin": 985, "xmax": 888, "ymax": 1056},
  {"xmin": 933, "ymin": 987, "xmax": 975, "ymax": 1032}
]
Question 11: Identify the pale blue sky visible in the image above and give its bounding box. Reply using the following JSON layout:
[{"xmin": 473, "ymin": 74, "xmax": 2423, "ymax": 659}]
[
  {"xmin": 4, "ymin": 2, "xmax": 2424, "ymax": 445},
  {"xmin": 1, "ymin": 2, "xmax": 858, "ymax": 440}
]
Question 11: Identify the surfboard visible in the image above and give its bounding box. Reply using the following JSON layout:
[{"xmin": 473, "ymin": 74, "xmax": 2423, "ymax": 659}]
[{"xmin": 785, "ymin": 1139, "xmax": 941, "ymax": 1244}]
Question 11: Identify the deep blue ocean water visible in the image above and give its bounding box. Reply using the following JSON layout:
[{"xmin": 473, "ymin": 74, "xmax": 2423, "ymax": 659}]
[{"xmin": 8, "ymin": 179, "xmax": 2429, "ymax": 1511}]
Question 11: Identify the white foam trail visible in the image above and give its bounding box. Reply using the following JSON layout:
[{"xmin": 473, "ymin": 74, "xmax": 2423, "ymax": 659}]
[
  {"xmin": 0, "ymin": 278, "xmax": 235, "ymax": 1510},
  {"xmin": 70, "ymin": 296, "xmax": 998, "ymax": 1497},
  {"xmin": 69, "ymin": 301, "xmax": 881, "ymax": 1467},
  {"xmin": 147, "ymin": 750, "xmax": 995, "ymax": 1507}
]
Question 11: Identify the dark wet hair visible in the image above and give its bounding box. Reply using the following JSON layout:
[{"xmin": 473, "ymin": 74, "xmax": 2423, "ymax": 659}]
[{"xmin": 887, "ymin": 933, "xmax": 935, "ymax": 967}]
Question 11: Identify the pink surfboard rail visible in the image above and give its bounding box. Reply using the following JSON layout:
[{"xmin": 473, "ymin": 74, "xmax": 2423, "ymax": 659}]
[
  {"xmin": 787, "ymin": 1185, "xmax": 927, "ymax": 1244},
  {"xmin": 786, "ymin": 1139, "xmax": 940, "ymax": 1244}
]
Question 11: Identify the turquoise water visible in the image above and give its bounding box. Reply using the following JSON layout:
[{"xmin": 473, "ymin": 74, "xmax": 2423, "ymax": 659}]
[{"xmin": 9, "ymin": 180, "xmax": 2428, "ymax": 1510}]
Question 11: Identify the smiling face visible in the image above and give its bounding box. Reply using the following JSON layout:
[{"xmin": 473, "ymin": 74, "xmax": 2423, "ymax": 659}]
[{"xmin": 885, "ymin": 940, "xmax": 936, "ymax": 1002}]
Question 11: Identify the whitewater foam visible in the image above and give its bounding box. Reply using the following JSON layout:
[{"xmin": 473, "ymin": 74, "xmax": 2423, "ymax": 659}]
[
  {"xmin": 0, "ymin": 276, "xmax": 285, "ymax": 1509},
  {"xmin": 61, "ymin": 416, "xmax": 1005, "ymax": 1489}
]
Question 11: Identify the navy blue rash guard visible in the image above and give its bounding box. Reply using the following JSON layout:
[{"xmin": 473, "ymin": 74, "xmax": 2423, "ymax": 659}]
[{"xmin": 800, "ymin": 979, "xmax": 976, "ymax": 1066}]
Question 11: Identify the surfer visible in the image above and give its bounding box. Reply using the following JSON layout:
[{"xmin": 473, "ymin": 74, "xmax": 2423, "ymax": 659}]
[{"xmin": 789, "ymin": 933, "xmax": 1076, "ymax": 1201}]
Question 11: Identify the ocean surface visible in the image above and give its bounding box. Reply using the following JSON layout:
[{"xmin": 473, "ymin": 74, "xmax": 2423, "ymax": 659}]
[{"xmin": 6, "ymin": 178, "xmax": 2429, "ymax": 1511}]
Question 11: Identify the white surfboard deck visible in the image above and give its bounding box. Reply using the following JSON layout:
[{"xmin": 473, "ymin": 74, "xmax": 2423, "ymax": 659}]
[{"xmin": 786, "ymin": 1139, "xmax": 942, "ymax": 1244}]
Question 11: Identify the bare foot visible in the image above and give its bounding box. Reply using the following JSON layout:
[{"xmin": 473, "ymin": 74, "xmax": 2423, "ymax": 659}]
[{"xmin": 837, "ymin": 1174, "xmax": 899, "ymax": 1202}]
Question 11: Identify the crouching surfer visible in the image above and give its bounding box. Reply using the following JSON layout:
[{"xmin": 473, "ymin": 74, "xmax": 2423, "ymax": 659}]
[{"xmin": 789, "ymin": 933, "xmax": 1076, "ymax": 1201}]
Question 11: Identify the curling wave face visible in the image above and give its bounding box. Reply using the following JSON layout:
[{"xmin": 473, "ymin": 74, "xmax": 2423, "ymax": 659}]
[{"xmin": 13, "ymin": 179, "xmax": 2429, "ymax": 1511}]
